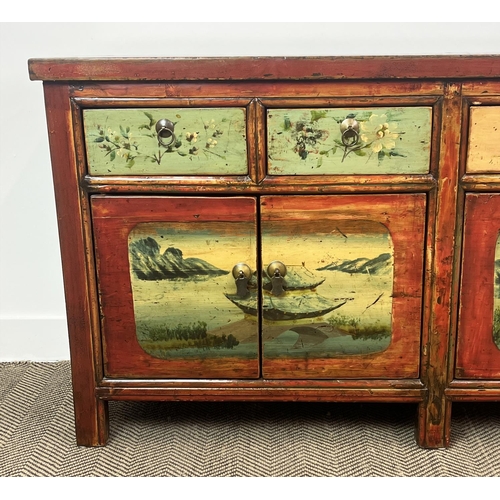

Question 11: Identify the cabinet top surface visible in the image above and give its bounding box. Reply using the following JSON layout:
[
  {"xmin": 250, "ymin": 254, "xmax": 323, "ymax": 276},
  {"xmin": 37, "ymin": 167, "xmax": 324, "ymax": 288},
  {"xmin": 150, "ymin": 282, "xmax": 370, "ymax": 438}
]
[{"xmin": 28, "ymin": 55, "xmax": 500, "ymax": 82}]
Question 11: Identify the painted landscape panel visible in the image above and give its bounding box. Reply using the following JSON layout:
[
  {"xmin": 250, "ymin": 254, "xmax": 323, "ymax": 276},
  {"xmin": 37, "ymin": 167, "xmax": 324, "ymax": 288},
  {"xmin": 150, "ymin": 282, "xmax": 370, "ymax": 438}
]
[
  {"xmin": 267, "ymin": 107, "xmax": 432, "ymax": 175},
  {"xmin": 128, "ymin": 221, "xmax": 258, "ymax": 360},
  {"xmin": 260, "ymin": 218, "xmax": 394, "ymax": 361},
  {"xmin": 84, "ymin": 107, "xmax": 247, "ymax": 175}
]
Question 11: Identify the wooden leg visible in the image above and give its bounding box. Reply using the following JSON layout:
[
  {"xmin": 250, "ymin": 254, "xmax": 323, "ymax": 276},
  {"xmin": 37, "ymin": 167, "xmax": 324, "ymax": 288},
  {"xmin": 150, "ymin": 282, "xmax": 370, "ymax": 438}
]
[
  {"xmin": 416, "ymin": 398, "xmax": 452, "ymax": 448},
  {"xmin": 73, "ymin": 395, "xmax": 109, "ymax": 447}
]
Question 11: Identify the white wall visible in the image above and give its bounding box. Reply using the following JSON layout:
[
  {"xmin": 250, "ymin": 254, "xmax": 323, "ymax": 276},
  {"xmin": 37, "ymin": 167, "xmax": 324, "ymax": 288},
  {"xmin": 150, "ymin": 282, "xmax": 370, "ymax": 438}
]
[{"xmin": 1, "ymin": 22, "xmax": 499, "ymax": 361}]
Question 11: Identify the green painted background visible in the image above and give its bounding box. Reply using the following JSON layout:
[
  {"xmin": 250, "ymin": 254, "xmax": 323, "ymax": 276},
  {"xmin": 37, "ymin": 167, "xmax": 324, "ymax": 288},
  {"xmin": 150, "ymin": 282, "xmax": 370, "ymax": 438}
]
[
  {"xmin": 84, "ymin": 108, "xmax": 248, "ymax": 175},
  {"xmin": 267, "ymin": 107, "xmax": 432, "ymax": 175}
]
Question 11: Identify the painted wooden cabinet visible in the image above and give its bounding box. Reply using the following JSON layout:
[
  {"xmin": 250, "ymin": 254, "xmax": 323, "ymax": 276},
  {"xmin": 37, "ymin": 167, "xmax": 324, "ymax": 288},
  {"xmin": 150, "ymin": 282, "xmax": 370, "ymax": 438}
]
[{"xmin": 28, "ymin": 56, "xmax": 500, "ymax": 449}]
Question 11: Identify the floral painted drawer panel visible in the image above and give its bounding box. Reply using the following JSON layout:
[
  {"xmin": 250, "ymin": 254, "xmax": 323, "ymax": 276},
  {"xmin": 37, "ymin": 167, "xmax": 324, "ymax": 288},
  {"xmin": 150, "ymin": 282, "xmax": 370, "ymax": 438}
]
[
  {"xmin": 267, "ymin": 107, "xmax": 432, "ymax": 175},
  {"xmin": 466, "ymin": 106, "xmax": 500, "ymax": 173},
  {"xmin": 83, "ymin": 108, "xmax": 248, "ymax": 176}
]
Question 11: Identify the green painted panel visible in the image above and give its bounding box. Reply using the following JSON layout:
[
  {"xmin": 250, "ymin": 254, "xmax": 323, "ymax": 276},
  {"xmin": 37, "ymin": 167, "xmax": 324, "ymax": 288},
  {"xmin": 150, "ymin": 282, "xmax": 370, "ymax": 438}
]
[
  {"xmin": 128, "ymin": 222, "xmax": 258, "ymax": 360},
  {"xmin": 260, "ymin": 219, "xmax": 394, "ymax": 359},
  {"xmin": 267, "ymin": 107, "xmax": 432, "ymax": 175},
  {"xmin": 84, "ymin": 108, "xmax": 247, "ymax": 175},
  {"xmin": 494, "ymin": 235, "xmax": 500, "ymax": 349}
]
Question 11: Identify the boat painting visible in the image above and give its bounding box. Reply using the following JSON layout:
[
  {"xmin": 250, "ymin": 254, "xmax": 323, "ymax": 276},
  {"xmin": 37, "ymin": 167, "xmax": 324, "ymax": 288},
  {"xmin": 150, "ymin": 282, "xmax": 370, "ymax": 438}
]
[{"xmin": 225, "ymin": 265, "xmax": 348, "ymax": 321}]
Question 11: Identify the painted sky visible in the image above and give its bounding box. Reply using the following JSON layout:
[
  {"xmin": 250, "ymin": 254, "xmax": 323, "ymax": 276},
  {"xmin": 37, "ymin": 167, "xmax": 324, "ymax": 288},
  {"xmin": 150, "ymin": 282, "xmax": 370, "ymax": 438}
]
[{"xmin": 129, "ymin": 219, "xmax": 392, "ymax": 273}]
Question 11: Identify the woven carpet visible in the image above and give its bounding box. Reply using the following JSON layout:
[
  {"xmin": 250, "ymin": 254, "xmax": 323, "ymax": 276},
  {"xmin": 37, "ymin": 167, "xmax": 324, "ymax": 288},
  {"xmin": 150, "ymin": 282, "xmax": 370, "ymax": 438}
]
[{"xmin": 1, "ymin": 362, "xmax": 499, "ymax": 477}]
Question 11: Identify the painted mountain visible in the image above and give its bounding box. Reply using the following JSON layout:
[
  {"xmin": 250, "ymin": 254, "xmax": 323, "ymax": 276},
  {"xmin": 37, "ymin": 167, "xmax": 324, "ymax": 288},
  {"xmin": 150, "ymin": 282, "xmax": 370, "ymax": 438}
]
[
  {"xmin": 317, "ymin": 253, "xmax": 392, "ymax": 275},
  {"xmin": 129, "ymin": 237, "xmax": 229, "ymax": 280}
]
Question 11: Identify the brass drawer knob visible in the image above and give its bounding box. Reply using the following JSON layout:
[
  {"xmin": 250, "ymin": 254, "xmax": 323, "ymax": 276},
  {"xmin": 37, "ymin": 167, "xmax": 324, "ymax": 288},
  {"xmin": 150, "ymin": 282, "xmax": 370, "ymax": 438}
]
[
  {"xmin": 267, "ymin": 261, "xmax": 287, "ymax": 296},
  {"xmin": 155, "ymin": 118, "xmax": 176, "ymax": 148},
  {"xmin": 232, "ymin": 263, "xmax": 252, "ymax": 298},
  {"xmin": 340, "ymin": 114, "xmax": 360, "ymax": 147}
]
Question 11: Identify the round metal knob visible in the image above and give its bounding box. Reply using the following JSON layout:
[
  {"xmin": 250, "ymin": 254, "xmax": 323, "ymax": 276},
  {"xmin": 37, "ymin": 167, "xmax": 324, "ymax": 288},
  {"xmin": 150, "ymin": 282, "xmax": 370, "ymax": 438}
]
[
  {"xmin": 267, "ymin": 261, "xmax": 287, "ymax": 297},
  {"xmin": 340, "ymin": 114, "xmax": 360, "ymax": 147},
  {"xmin": 267, "ymin": 261, "xmax": 287, "ymax": 278},
  {"xmin": 232, "ymin": 263, "xmax": 252, "ymax": 298},
  {"xmin": 232, "ymin": 263, "xmax": 252, "ymax": 280},
  {"xmin": 155, "ymin": 118, "xmax": 176, "ymax": 148}
]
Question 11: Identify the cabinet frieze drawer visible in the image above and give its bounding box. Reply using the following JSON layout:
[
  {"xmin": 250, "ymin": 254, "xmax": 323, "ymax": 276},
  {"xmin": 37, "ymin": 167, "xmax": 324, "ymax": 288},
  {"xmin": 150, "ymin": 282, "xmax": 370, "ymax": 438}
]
[
  {"xmin": 267, "ymin": 107, "xmax": 432, "ymax": 175},
  {"xmin": 83, "ymin": 107, "xmax": 248, "ymax": 176}
]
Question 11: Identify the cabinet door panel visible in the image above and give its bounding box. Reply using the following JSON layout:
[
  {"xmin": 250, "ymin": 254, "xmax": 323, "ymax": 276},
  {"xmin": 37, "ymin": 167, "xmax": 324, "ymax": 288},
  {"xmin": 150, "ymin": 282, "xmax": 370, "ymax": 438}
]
[
  {"xmin": 91, "ymin": 196, "xmax": 259, "ymax": 379},
  {"xmin": 260, "ymin": 194, "xmax": 426, "ymax": 379},
  {"xmin": 456, "ymin": 194, "xmax": 500, "ymax": 379}
]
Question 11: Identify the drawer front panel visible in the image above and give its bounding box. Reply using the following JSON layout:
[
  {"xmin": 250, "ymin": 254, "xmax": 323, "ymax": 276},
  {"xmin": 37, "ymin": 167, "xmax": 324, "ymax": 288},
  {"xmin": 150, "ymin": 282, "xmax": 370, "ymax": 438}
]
[
  {"xmin": 260, "ymin": 194, "xmax": 426, "ymax": 379},
  {"xmin": 456, "ymin": 194, "xmax": 500, "ymax": 379},
  {"xmin": 84, "ymin": 108, "xmax": 248, "ymax": 176},
  {"xmin": 92, "ymin": 196, "xmax": 259, "ymax": 379},
  {"xmin": 466, "ymin": 106, "xmax": 500, "ymax": 173},
  {"xmin": 267, "ymin": 107, "xmax": 432, "ymax": 175}
]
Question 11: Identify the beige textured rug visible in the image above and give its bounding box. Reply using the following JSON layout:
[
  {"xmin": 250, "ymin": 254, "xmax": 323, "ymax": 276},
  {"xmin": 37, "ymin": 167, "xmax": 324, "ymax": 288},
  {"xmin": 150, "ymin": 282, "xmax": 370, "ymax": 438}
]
[{"xmin": 0, "ymin": 362, "xmax": 499, "ymax": 477}]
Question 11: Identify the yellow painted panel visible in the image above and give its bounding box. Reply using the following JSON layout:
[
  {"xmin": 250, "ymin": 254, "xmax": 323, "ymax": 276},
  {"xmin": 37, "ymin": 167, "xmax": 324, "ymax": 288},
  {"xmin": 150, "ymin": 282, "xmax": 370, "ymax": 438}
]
[{"xmin": 467, "ymin": 106, "xmax": 500, "ymax": 173}]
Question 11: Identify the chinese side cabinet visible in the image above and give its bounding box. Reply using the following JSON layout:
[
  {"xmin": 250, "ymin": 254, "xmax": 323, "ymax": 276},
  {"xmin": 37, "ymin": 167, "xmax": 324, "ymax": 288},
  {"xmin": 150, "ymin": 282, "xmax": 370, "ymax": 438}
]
[{"xmin": 28, "ymin": 56, "xmax": 500, "ymax": 448}]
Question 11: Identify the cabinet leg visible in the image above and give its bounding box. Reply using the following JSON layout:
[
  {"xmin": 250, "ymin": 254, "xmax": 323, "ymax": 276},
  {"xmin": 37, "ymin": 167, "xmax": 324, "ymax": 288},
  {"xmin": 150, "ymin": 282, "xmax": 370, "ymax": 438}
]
[
  {"xmin": 73, "ymin": 397, "xmax": 109, "ymax": 447},
  {"xmin": 416, "ymin": 399, "xmax": 452, "ymax": 448}
]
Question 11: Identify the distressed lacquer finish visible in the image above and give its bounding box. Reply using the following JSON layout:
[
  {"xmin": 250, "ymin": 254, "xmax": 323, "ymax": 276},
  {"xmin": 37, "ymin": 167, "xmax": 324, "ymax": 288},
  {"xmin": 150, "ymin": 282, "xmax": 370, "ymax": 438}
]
[
  {"xmin": 260, "ymin": 194, "xmax": 426, "ymax": 379},
  {"xmin": 28, "ymin": 56, "xmax": 500, "ymax": 81},
  {"xmin": 456, "ymin": 194, "xmax": 500, "ymax": 379},
  {"xmin": 91, "ymin": 196, "xmax": 259, "ymax": 378},
  {"xmin": 84, "ymin": 108, "xmax": 247, "ymax": 175},
  {"xmin": 42, "ymin": 83, "xmax": 108, "ymax": 446},
  {"xmin": 416, "ymin": 84, "xmax": 463, "ymax": 449},
  {"xmin": 466, "ymin": 106, "xmax": 500, "ymax": 173},
  {"xmin": 267, "ymin": 107, "xmax": 432, "ymax": 175},
  {"xmin": 495, "ymin": 236, "xmax": 500, "ymax": 350}
]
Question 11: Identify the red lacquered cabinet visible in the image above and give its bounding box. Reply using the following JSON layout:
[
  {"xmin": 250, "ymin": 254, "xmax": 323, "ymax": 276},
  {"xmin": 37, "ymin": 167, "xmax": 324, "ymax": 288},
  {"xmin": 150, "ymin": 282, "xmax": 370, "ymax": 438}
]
[{"xmin": 28, "ymin": 56, "xmax": 500, "ymax": 448}]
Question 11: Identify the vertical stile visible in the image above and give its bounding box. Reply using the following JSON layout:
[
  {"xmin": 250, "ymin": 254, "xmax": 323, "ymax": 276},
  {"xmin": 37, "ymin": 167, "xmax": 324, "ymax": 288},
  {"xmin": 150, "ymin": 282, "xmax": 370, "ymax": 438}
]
[
  {"xmin": 43, "ymin": 82, "xmax": 109, "ymax": 446},
  {"xmin": 418, "ymin": 82, "xmax": 463, "ymax": 448}
]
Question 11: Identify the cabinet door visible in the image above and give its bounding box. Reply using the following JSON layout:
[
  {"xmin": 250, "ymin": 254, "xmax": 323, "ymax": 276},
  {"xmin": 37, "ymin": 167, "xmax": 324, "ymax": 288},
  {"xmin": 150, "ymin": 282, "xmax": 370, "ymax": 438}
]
[
  {"xmin": 260, "ymin": 195, "xmax": 426, "ymax": 379},
  {"xmin": 456, "ymin": 194, "xmax": 500, "ymax": 379},
  {"xmin": 91, "ymin": 196, "xmax": 259, "ymax": 379}
]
